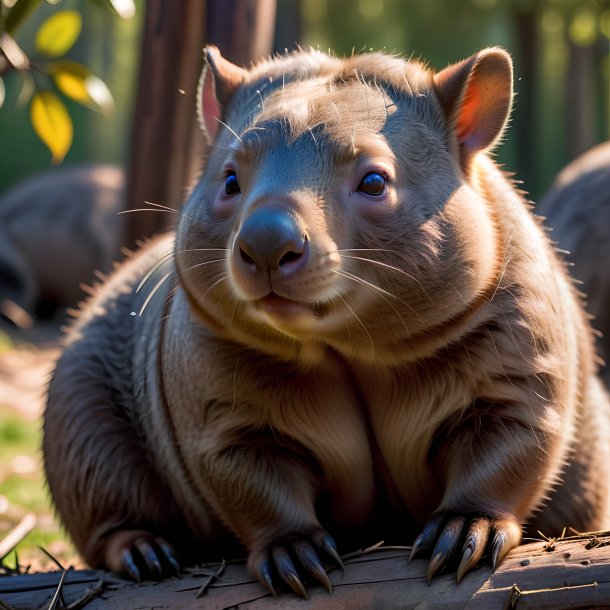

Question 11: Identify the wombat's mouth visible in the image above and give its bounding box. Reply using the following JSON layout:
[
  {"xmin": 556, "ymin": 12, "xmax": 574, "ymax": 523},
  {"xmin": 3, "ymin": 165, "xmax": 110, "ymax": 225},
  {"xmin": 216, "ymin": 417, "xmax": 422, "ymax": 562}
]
[{"xmin": 256, "ymin": 293, "xmax": 328, "ymax": 320}]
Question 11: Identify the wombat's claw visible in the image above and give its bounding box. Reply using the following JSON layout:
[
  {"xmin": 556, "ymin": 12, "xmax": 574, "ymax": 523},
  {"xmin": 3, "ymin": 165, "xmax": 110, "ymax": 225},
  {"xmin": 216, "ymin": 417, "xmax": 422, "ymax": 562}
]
[
  {"xmin": 413, "ymin": 513, "xmax": 521, "ymax": 584},
  {"xmin": 135, "ymin": 539, "xmax": 164, "ymax": 579},
  {"xmin": 491, "ymin": 526, "xmax": 513, "ymax": 570},
  {"xmin": 319, "ymin": 534, "xmax": 344, "ymax": 573},
  {"xmin": 119, "ymin": 536, "xmax": 181, "ymax": 582},
  {"xmin": 121, "ymin": 548, "xmax": 141, "ymax": 583},
  {"xmin": 456, "ymin": 517, "xmax": 491, "ymax": 583},
  {"xmin": 272, "ymin": 546, "xmax": 308, "ymax": 598},
  {"xmin": 253, "ymin": 531, "xmax": 338, "ymax": 597},
  {"xmin": 155, "ymin": 538, "xmax": 182, "ymax": 578},
  {"xmin": 425, "ymin": 515, "xmax": 465, "ymax": 584},
  {"xmin": 409, "ymin": 513, "xmax": 445, "ymax": 562},
  {"xmin": 255, "ymin": 558, "xmax": 276, "ymax": 596},
  {"xmin": 293, "ymin": 539, "xmax": 332, "ymax": 593}
]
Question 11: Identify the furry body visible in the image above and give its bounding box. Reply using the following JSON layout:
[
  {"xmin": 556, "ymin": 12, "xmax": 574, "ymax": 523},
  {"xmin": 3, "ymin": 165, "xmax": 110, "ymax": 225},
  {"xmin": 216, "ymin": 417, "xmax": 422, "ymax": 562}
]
[
  {"xmin": 44, "ymin": 47, "xmax": 610, "ymax": 593},
  {"xmin": 539, "ymin": 141, "xmax": 610, "ymax": 389},
  {"xmin": 0, "ymin": 165, "xmax": 123, "ymax": 324}
]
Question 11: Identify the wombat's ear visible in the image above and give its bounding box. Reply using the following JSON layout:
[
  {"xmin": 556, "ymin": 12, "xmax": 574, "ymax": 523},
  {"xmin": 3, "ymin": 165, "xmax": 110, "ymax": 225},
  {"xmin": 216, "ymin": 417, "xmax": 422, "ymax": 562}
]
[
  {"xmin": 197, "ymin": 45, "xmax": 248, "ymax": 141},
  {"xmin": 433, "ymin": 48, "xmax": 513, "ymax": 163}
]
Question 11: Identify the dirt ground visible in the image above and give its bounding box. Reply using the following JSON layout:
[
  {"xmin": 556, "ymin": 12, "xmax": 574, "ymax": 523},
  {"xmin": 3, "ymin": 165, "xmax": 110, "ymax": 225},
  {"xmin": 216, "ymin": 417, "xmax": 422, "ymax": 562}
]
[
  {"xmin": 0, "ymin": 322, "xmax": 76, "ymax": 572},
  {"xmin": 0, "ymin": 329, "xmax": 61, "ymax": 422}
]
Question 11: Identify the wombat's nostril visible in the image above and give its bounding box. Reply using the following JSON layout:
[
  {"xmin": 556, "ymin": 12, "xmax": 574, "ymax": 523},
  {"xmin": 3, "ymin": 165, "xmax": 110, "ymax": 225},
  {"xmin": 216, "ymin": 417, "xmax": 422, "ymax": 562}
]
[
  {"xmin": 239, "ymin": 247, "xmax": 256, "ymax": 266},
  {"xmin": 279, "ymin": 249, "xmax": 304, "ymax": 268},
  {"xmin": 235, "ymin": 208, "xmax": 309, "ymax": 275}
]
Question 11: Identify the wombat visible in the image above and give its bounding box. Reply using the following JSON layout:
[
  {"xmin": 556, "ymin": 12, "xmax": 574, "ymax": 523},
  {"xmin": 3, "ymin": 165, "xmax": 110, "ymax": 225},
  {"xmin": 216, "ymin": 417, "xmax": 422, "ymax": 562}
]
[
  {"xmin": 0, "ymin": 165, "xmax": 123, "ymax": 327},
  {"xmin": 43, "ymin": 46, "xmax": 610, "ymax": 597},
  {"xmin": 538, "ymin": 141, "xmax": 610, "ymax": 389}
]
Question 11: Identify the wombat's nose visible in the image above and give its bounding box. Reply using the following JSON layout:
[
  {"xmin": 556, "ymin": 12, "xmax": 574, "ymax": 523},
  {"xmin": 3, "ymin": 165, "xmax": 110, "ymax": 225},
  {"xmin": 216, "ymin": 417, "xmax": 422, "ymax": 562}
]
[{"xmin": 236, "ymin": 208, "xmax": 309, "ymax": 275}]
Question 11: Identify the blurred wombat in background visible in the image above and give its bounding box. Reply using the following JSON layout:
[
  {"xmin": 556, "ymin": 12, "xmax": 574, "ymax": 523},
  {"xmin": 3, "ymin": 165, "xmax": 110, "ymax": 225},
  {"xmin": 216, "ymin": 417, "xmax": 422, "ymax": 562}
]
[
  {"xmin": 538, "ymin": 141, "xmax": 610, "ymax": 389},
  {"xmin": 0, "ymin": 164, "xmax": 124, "ymax": 329}
]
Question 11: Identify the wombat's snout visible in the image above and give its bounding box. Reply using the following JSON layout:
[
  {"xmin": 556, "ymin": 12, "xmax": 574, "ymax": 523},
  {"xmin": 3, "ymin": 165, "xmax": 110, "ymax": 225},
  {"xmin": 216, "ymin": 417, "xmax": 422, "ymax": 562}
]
[{"xmin": 234, "ymin": 208, "xmax": 310, "ymax": 279}]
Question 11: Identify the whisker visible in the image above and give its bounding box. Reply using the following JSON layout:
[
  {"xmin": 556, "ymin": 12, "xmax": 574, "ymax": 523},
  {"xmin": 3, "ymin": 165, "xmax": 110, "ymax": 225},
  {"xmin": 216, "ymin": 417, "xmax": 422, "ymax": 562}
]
[
  {"xmin": 334, "ymin": 268, "xmax": 399, "ymax": 301},
  {"xmin": 161, "ymin": 284, "xmax": 181, "ymax": 321},
  {"xmin": 338, "ymin": 253, "xmax": 433, "ymax": 303},
  {"xmin": 215, "ymin": 118, "xmax": 243, "ymax": 144},
  {"xmin": 332, "ymin": 269, "xmax": 412, "ymax": 331},
  {"xmin": 139, "ymin": 271, "xmax": 172, "ymax": 317},
  {"xmin": 137, "ymin": 252, "xmax": 175, "ymax": 293},
  {"xmin": 202, "ymin": 275, "xmax": 229, "ymax": 300},
  {"xmin": 336, "ymin": 248, "xmax": 403, "ymax": 253},
  {"xmin": 206, "ymin": 142, "xmax": 238, "ymax": 153},
  {"xmin": 118, "ymin": 208, "xmax": 178, "ymax": 215},
  {"xmin": 336, "ymin": 292, "xmax": 375, "ymax": 363},
  {"xmin": 489, "ymin": 237, "xmax": 514, "ymax": 303},
  {"xmin": 230, "ymin": 291, "xmax": 241, "ymax": 326},
  {"xmin": 138, "ymin": 247, "xmax": 229, "ymax": 294},
  {"xmin": 143, "ymin": 201, "xmax": 180, "ymax": 212},
  {"xmin": 333, "ymin": 268, "xmax": 424, "ymax": 323},
  {"xmin": 176, "ymin": 248, "xmax": 230, "ymax": 253},
  {"xmin": 178, "ymin": 258, "xmax": 227, "ymax": 275},
  {"xmin": 447, "ymin": 281, "xmax": 471, "ymax": 310}
]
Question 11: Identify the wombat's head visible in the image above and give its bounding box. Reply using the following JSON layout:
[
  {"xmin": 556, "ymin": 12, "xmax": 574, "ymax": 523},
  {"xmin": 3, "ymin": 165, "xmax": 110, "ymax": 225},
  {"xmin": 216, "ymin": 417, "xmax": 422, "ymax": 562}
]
[{"xmin": 176, "ymin": 46, "xmax": 513, "ymax": 365}]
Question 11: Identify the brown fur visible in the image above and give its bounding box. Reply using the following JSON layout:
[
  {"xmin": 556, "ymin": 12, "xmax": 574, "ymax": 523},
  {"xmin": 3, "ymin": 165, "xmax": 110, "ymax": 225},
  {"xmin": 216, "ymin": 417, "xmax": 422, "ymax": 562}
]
[
  {"xmin": 44, "ymin": 47, "xmax": 610, "ymax": 592},
  {"xmin": 0, "ymin": 165, "xmax": 123, "ymax": 325},
  {"xmin": 538, "ymin": 141, "xmax": 610, "ymax": 389}
]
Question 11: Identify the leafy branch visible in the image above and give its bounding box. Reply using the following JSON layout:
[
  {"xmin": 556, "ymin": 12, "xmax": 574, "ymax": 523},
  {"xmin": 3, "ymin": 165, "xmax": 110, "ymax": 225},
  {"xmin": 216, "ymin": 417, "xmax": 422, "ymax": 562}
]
[{"xmin": 0, "ymin": 0, "xmax": 135, "ymax": 163}]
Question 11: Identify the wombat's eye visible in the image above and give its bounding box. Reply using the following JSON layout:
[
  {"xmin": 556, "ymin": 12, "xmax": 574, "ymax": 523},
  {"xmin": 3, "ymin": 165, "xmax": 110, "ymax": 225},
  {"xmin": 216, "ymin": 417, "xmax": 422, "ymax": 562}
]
[
  {"xmin": 225, "ymin": 172, "xmax": 240, "ymax": 195},
  {"xmin": 358, "ymin": 172, "xmax": 387, "ymax": 196}
]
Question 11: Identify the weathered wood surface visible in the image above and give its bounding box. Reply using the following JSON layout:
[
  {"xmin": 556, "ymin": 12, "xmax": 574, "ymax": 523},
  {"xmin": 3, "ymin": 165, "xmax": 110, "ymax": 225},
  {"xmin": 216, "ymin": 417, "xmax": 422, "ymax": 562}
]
[{"xmin": 2, "ymin": 533, "xmax": 610, "ymax": 610}]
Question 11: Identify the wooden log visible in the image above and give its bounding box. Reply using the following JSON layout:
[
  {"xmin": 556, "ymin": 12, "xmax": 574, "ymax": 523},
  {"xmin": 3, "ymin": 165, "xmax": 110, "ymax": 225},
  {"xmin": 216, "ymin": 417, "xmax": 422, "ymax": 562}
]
[{"xmin": 1, "ymin": 532, "xmax": 609, "ymax": 609}]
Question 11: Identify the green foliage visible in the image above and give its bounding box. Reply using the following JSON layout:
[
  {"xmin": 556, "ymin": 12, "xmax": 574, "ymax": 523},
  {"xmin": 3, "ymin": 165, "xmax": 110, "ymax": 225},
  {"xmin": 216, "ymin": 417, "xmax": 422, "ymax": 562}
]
[
  {"xmin": 0, "ymin": 404, "xmax": 77, "ymax": 568},
  {"xmin": 0, "ymin": 0, "xmax": 134, "ymax": 163},
  {"xmin": 3, "ymin": 0, "xmax": 43, "ymax": 36}
]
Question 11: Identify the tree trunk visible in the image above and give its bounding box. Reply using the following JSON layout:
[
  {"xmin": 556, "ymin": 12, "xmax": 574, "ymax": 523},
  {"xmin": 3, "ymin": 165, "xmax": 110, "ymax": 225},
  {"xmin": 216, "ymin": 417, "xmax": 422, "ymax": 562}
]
[
  {"xmin": 123, "ymin": 0, "xmax": 277, "ymax": 248},
  {"xmin": 566, "ymin": 40, "xmax": 595, "ymax": 160},
  {"xmin": 512, "ymin": 6, "xmax": 538, "ymax": 198}
]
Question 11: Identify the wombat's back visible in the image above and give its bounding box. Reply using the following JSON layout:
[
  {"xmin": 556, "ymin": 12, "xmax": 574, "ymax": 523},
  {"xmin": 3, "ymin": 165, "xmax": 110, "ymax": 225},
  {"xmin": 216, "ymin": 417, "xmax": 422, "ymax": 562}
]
[
  {"xmin": 0, "ymin": 164, "xmax": 124, "ymax": 322},
  {"xmin": 539, "ymin": 142, "xmax": 610, "ymax": 387}
]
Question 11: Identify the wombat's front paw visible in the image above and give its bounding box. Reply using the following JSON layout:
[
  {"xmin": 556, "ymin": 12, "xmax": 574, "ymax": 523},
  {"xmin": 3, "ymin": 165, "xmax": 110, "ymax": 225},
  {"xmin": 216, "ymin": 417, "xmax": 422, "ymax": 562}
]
[
  {"xmin": 104, "ymin": 529, "xmax": 181, "ymax": 582},
  {"xmin": 410, "ymin": 512, "xmax": 522, "ymax": 583},
  {"xmin": 249, "ymin": 528, "xmax": 344, "ymax": 598}
]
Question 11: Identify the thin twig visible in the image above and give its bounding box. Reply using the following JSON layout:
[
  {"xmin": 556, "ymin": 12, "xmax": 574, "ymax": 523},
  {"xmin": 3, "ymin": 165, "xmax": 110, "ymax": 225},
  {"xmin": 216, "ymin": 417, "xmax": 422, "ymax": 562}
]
[
  {"xmin": 195, "ymin": 558, "xmax": 226, "ymax": 598},
  {"xmin": 46, "ymin": 569, "xmax": 67, "ymax": 610},
  {"xmin": 0, "ymin": 513, "xmax": 36, "ymax": 561},
  {"xmin": 66, "ymin": 578, "xmax": 107, "ymax": 610},
  {"xmin": 38, "ymin": 546, "xmax": 66, "ymax": 571}
]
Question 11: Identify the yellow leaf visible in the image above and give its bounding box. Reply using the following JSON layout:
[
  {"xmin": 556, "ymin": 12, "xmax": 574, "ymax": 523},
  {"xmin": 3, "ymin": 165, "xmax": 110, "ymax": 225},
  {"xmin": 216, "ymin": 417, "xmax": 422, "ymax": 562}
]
[
  {"xmin": 30, "ymin": 90, "xmax": 73, "ymax": 163},
  {"xmin": 50, "ymin": 61, "xmax": 116, "ymax": 117},
  {"xmin": 35, "ymin": 10, "xmax": 82, "ymax": 57}
]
